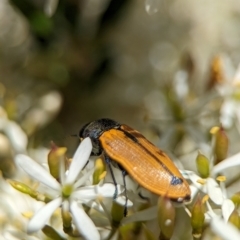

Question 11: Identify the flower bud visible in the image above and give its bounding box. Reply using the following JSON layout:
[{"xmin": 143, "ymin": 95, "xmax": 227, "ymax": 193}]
[
  {"xmin": 119, "ymin": 222, "xmax": 136, "ymax": 240},
  {"xmin": 231, "ymin": 192, "xmax": 240, "ymax": 208},
  {"xmin": 228, "ymin": 209, "xmax": 240, "ymax": 230},
  {"xmin": 157, "ymin": 196, "xmax": 175, "ymax": 239},
  {"xmin": 191, "ymin": 196, "xmax": 205, "ymax": 238},
  {"xmin": 42, "ymin": 225, "xmax": 65, "ymax": 240},
  {"xmin": 93, "ymin": 158, "xmax": 106, "ymax": 185},
  {"xmin": 196, "ymin": 152, "xmax": 210, "ymax": 178},
  {"xmin": 62, "ymin": 208, "xmax": 72, "ymax": 229},
  {"xmin": 111, "ymin": 199, "xmax": 125, "ymax": 227},
  {"xmin": 8, "ymin": 180, "xmax": 38, "ymax": 199},
  {"xmin": 48, "ymin": 142, "xmax": 67, "ymax": 180},
  {"xmin": 143, "ymin": 224, "xmax": 157, "ymax": 240},
  {"xmin": 212, "ymin": 126, "xmax": 229, "ymax": 164}
]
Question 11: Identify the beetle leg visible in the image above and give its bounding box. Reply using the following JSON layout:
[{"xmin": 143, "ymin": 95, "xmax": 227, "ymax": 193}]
[
  {"xmin": 121, "ymin": 169, "xmax": 128, "ymax": 217},
  {"xmin": 105, "ymin": 157, "xmax": 128, "ymax": 216},
  {"xmin": 104, "ymin": 155, "xmax": 118, "ymax": 198},
  {"xmin": 138, "ymin": 191, "xmax": 149, "ymax": 201},
  {"xmin": 82, "ymin": 160, "xmax": 89, "ymax": 170},
  {"xmin": 117, "ymin": 164, "xmax": 128, "ymax": 216}
]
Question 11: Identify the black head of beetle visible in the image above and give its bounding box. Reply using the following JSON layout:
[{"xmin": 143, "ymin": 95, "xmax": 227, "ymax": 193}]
[{"xmin": 79, "ymin": 118, "xmax": 120, "ymax": 156}]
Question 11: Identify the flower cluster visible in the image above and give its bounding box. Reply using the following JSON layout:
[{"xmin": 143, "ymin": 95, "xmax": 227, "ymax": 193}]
[
  {"xmin": 11, "ymin": 138, "xmax": 125, "ymax": 240},
  {"xmin": 183, "ymin": 126, "xmax": 240, "ymax": 240}
]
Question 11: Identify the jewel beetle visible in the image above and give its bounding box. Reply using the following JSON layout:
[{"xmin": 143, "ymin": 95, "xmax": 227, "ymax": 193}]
[{"xmin": 79, "ymin": 118, "xmax": 191, "ymax": 205}]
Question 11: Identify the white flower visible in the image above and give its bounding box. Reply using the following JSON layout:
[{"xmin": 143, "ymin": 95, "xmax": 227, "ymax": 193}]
[
  {"xmin": 183, "ymin": 151, "xmax": 240, "ymax": 237},
  {"xmin": 216, "ymin": 59, "xmax": 240, "ymax": 131},
  {"xmin": 205, "ymin": 199, "xmax": 240, "ymax": 240},
  {"xmin": 210, "ymin": 217, "xmax": 240, "ymax": 240},
  {"xmin": 183, "ymin": 170, "xmax": 225, "ymax": 205},
  {"xmin": 0, "ymin": 106, "xmax": 27, "ymax": 152},
  {"xmin": 0, "ymin": 170, "xmax": 44, "ymax": 239},
  {"xmin": 182, "ymin": 151, "xmax": 240, "ymax": 206},
  {"xmin": 15, "ymin": 137, "xmax": 121, "ymax": 240}
]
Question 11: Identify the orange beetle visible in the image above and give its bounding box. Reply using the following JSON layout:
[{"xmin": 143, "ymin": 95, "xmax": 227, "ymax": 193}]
[{"xmin": 79, "ymin": 118, "xmax": 191, "ymax": 204}]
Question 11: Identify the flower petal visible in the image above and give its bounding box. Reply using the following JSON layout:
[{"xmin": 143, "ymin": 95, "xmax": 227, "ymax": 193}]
[
  {"xmin": 72, "ymin": 183, "xmax": 123, "ymax": 200},
  {"xmin": 115, "ymin": 195, "xmax": 133, "ymax": 207},
  {"xmin": 15, "ymin": 154, "xmax": 61, "ymax": 191},
  {"xmin": 188, "ymin": 172, "xmax": 204, "ymax": 190},
  {"xmin": 212, "ymin": 152, "xmax": 240, "ymax": 176},
  {"xmin": 65, "ymin": 137, "xmax": 92, "ymax": 185},
  {"xmin": 70, "ymin": 201, "xmax": 100, "ymax": 240},
  {"xmin": 222, "ymin": 199, "xmax": 235, "ymax": 222},
  {"xmin": 5, "ymin": 121, "xmax": 28, "ymax": 152},
  {"xmin": 74, "ymin": 168, "xmax": 95, "ymax": 188},
  {"xmin": 179, "ymin": 170, "xmax": 192, "ymax": 179},
  {"xmin": 220, "ymin": 99, "xmax": 236, "ymax": 129},
  {"xmin": 27, "ymin": 197, "xmax": 62, "ymax": 233},
  {"xmin": 207, "ymin": 178, "xmax": 223, "ymax": 205},
  {"xmin": 62, "ymin": 199, "xmax": 70, "ymax": 213},
  {"xmin": 188, "ymin": 185, "xmax": 200, "ymax": 202},
  {"xmin": 211, "ymin": 217, "xmax": 240, "ymax": 240},
  {"xmin": 59, "ymin": 156, "xmax": 66, "ymax": 185},
  {"xmin": 122, "ymin": 206, "xmax": 158, "ymax": 224}
]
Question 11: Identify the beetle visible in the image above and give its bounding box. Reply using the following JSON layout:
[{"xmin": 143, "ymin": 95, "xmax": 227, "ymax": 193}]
[{"xmin": 79, "ymin": 118, "xmax": 191, "ymax": 209}]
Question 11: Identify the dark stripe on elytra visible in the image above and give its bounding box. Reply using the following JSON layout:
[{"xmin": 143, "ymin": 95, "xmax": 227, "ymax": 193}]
[{"xmin": 119, "ymin": 127, "xmax": 183, "ymax": 186}]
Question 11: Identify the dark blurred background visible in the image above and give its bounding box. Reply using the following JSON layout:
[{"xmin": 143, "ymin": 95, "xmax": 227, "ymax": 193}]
[{"xmin": 1, "ymin": 0, "xmax": 240, "ymax": 154}]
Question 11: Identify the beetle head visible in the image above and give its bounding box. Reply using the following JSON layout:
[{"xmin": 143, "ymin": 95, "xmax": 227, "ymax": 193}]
[{"xmin": 79, "ymin": 118, "xmax": 120, "ymax": 156}]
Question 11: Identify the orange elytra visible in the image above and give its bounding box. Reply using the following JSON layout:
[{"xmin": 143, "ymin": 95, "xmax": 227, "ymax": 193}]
[{"xmin": 79, "ymin": 118, "xmax": 191, "ymax": 202}]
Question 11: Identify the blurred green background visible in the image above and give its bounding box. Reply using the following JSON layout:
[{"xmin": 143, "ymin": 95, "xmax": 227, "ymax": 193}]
[{"xmin": 1, "ymin": 0, "xmax": 240, "ymax": 154}]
